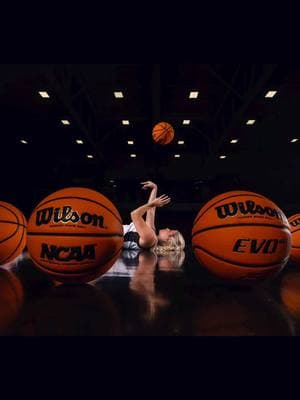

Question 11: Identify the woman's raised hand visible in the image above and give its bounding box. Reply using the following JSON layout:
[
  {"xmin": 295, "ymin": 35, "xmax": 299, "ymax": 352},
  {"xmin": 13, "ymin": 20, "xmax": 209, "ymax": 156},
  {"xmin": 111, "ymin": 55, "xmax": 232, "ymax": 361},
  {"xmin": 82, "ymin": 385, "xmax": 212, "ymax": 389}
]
[
  {"xmin": 149, "ymin": 195, "xmax": 171, "ymax": 208},
  {"xmin": 141, "ymin": 181, "xmax": 157, "ymax": 191}
]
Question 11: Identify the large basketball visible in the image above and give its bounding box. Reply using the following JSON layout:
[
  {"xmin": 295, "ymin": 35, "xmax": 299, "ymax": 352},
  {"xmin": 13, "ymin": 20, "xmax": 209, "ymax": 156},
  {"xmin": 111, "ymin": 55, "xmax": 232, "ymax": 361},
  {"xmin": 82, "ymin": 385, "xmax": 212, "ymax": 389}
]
[
  {"xmin": 152, "ymin": 122, "xmax": 175, "ymax": 145},
  {"xmin": 27, "ymin": 188, "xmax": 124, "ymax": 283},
  {"xmin": 0, "ymin": 202, "xmax": 27, "ymax": 266},
  {"xmin": 288, "ymin": 214, "xmax": 300, "ymax": 264},
  {"xmin": 192, "ymin": 191, "xmax": 291, "ymax": 281}
]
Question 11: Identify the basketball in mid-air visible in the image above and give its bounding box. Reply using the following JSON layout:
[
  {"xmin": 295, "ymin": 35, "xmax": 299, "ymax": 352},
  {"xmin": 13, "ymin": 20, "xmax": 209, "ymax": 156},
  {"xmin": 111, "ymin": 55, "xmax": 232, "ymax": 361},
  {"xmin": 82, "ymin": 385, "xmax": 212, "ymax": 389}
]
[{"xmin": 152, "ymin": 122, "xmax": 175, "ymax": 145}]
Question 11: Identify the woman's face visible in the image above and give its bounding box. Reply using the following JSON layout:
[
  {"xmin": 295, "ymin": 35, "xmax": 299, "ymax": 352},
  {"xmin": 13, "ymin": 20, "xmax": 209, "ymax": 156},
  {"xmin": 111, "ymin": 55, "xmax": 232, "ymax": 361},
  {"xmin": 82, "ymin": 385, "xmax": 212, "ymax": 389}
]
[{"xmin": 158, "ymin": 228, "xmax": 178, "ymax": 243}]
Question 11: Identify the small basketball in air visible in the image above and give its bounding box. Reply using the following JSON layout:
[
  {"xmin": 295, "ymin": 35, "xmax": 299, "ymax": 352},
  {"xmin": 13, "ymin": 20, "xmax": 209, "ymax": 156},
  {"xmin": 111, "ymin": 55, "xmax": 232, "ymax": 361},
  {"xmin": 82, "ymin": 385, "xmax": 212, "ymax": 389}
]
[
  {"xmin": 152, "ymin": 122, "xmax": 175, "ymax": 145},
  {"xmin": 27, "ymin": 188, "xmax": 124, "ymax": 284},
  {"xmin": 0, "ymin": 202, "xmax": 27, "ymax": 266},
  {"xmin": 192, "ymin": 191, "xmax": 291, "ymax": 281}
]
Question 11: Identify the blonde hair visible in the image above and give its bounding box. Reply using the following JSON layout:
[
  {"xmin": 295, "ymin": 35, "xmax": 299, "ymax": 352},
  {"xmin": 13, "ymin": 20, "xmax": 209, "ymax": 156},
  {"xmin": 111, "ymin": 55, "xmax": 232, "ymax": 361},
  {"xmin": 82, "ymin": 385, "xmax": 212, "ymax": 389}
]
[
  {"xmin": 156, "ymin": 231, "xmax": 185, "ymax": 254},
  {"xmin": 157, "ymin": 251, "xmax": 186, "ymax": 270}
]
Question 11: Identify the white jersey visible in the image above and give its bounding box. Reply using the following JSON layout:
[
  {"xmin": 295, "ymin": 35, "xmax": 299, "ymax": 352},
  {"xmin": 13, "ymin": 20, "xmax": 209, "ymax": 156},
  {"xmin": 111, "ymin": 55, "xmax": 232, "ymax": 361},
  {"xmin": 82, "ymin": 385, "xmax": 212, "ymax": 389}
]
[{"xmin": 123, "ymin": 223, "xmax": 141, "ymax": 250}]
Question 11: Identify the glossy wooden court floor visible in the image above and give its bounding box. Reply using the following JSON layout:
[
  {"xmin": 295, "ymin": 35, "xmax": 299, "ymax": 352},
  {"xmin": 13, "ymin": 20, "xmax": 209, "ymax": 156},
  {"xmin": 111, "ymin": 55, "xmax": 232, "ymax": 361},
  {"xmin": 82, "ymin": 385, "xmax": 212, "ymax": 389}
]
[{"xmin": 0, "ymin": 249, "xmax": 299, "ymax": 336}]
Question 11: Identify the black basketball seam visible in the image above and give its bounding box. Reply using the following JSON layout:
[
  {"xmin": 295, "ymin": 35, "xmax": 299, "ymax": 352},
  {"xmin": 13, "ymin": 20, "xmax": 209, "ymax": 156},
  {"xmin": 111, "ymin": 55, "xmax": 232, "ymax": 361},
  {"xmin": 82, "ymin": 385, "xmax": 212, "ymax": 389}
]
[
  {"xmin": 193, "ymin": 193, "xmax": 277, "ymax": 226},
  {"xmin": 29, "ymin": 246, "xmax": 123, "ymax": 276},
  {"xmin": 0, "ymin": 220, "xmax": 27, "ymax": 228},
  {"xmin": 291, "ymin": 246, "xmax": 300, "ymax": 249},
  {"xmin": 27, "ymin": 232, "xmax": 124, "ymax": 238},
  {"xmin": 193, "ymin": 245, "xmax": 290, "ymax": 269},
  {"xmin": 0, "ymin": 203, "xmax": 20, "ymax": 221},
  {"xmin": 32, "ymin": 196, "xmax": 122, "ymax": 224},
  {"xmin": 192, "ymin": 223, "xmax": 291, "ymax": 238},
  {"xmin": 1, "ymin": 220, "xmax": 27, "ymax": 265},
  {"xmin": 0, "ymin": 226, "xmax": 19, "ymax": 246},
  {"xmin": 153, "ymin": 126, "xmax": 169, "ymax": 134},
  {"xmin": 154, "ymin": 131, "xmax": 169, "ymax": 144},
  {"xmin": 289, "ymin": 227, "xmax": 300, "ymax": 234},
  {"xmin": 0, "ymin": 205, "xmax": 21, "ymax": 264}
]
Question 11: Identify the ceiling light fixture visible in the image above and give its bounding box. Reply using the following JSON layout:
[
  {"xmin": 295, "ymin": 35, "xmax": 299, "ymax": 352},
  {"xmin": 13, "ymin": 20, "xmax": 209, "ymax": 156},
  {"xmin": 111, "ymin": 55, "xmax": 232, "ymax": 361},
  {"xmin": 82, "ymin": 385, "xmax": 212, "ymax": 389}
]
[
  {"xmin": 39, "ymin": 91, "xmax": 50, "ymax": 98},
  {"xmin": 246, "ymin": 120, "xmax": 256, "ymax": 125},
  {"xmin": 265, "ymin": 91, "xmax": 278, "ymax": 98},
  {"xmin": 114, "ymin": 91, "xmax": 124, "ymax": 99},
  {"xmin": 189, "ymin": 91, "xmax": 199, "ymax": 99},
  {"xmin": 61, "ymin": 120, "xmax": 71, "ymax": 125}
]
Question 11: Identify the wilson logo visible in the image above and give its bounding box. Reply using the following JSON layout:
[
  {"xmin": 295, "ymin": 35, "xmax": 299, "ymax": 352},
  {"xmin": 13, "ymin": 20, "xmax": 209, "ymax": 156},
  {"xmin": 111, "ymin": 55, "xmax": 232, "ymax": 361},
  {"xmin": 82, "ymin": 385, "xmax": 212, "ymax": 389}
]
[
  {"xmin": 290, "ymin": 218, "xmax": 300, "ymax": 228},
  {"xmin": 233, "ymin": 239, "xmax": 288, "ymax": 254},
  {"xmin": 36, "ymin": 206, "xmax": 107, "ymax": 229},
  {"xmin": 40, "ymin": 243, "xmax": 96, "ymax": 262},
  {"xmin": 215, "ymin": 201, "xmax": 286, "ymax": 221}
]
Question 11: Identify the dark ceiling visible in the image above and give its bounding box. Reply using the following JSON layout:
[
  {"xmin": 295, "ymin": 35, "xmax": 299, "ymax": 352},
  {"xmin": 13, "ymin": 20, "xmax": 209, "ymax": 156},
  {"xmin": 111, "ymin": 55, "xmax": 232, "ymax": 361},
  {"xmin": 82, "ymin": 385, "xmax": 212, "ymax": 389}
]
[{"xmin": 1, "ymin": 63, "xmax": 300, "ymax": 219}]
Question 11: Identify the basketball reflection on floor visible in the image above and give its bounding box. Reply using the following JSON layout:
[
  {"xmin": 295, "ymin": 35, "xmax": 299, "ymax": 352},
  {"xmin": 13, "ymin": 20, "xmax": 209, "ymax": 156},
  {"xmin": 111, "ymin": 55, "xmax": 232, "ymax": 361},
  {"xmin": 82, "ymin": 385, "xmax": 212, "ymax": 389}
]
[
  {"xmin": 0, "ymin": 268, "xmax": 24, "ymax": 335},
  {"xmin": 96, "ymin": 251, "xmax": 294, "ymax": 336},
  {"xmin": 0, "ymin": 251, "xmax": 295, "ymax": 336},
  {"xmin": 281, "ymin": 271, "xmax": 300, "ymax": 320}
]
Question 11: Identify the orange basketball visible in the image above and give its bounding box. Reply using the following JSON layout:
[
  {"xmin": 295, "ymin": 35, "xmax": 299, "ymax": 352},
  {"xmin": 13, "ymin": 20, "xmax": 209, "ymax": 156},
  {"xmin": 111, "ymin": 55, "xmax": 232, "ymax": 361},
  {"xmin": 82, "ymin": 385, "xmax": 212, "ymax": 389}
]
[
  {"xmin": 281, "ymin": 272, "xmax": 300, "ymax": 318},
  {"xmin": 0, "ymin": 268, "xmax": 24, "ymax": 333},
  {"xmin": 192, "ymin": 191, "xmax": 291, "ymax": 281},
  {"xmin": 152, "ymin": 122, "xmax": 175, "ymax": 145},
  {"xmin": 27, "ymin": 188, "xmax": 124, "ymax": 284},
  {"xmin": 0, "ymin": 202, "xmax": 27, "ymax": 266},
  {"xmin": 288, "ymin": 214, "xmax": 300, "ymax": 264}
]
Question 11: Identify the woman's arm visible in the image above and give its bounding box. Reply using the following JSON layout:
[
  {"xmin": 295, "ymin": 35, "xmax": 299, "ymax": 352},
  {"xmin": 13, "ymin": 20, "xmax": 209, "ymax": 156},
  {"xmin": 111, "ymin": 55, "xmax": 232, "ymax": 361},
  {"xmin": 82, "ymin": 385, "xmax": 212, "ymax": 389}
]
[
  {"xmin": 141, "ymin": 181, "xmax": 158, "ymax": 231},
  {"xmin": 131, "ymin": 195, "xmax": 171, "ymax": 248}
]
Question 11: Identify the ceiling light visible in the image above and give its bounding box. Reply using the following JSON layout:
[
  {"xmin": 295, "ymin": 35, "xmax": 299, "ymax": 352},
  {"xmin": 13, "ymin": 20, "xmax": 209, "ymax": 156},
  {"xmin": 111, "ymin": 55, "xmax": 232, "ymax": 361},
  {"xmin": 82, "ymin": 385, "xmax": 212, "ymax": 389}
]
[
  {"xmin": 291, "ymin": 139, "xmax": 299, "ymax": 143},
  {"xmin": 230, "ymin": 139, "xmax": 239, "ymax": 144},
  {"xmin": 122, "ymin": 120, "xmax": 130, "ymax": 125},
  {"xmin": 130, "ymin": 154, "xmax": 137, "ymax": 158},
  {"xmin": 76, "ymin": 140, "xmax": 84, "ymax": 145},
  {"xmin": 114, "ymin": 91, "xmax": 124, "ymax": 99},
  {"xmin": 174, "ymin": 154, "xmax": 181, "ymax": 158},
  {"xmin": 246, "ymin": 120, "xmax": 256, "ymax": 125},
  {"xmin": 128, "ymin": 141, "xmax": 134, "ymax": 145},
  {"xmin": 178, "ymin": 141, "xmax": 185, "ymax": 145},
  {"xmin": 220, "ymin": 155, "xmax": 227, "ymax": 159},
  {"xmin": 87, "ymin": 155, "xmax": 94, "ymax": 159},
  {"xmin": 20, "ymin": 140, "xmax": 28, "ymax": 144},
  {"xmin": 39, "ymin": 91, "xmax": 50, "ymax": 98},
  {"xmin": 189, "ymin": 91, "xmax": 199, "ymax": 99},
  {"xmin": 61, "ymin": 120, "xmax": 71, "ymax": 125},
  {"xmin": 265, "ymin": 91, "xmax": 277, "ymax": 98},
  {"xmin": 183, "ymin": 120, "xmax": 191, "ymax": 125}
]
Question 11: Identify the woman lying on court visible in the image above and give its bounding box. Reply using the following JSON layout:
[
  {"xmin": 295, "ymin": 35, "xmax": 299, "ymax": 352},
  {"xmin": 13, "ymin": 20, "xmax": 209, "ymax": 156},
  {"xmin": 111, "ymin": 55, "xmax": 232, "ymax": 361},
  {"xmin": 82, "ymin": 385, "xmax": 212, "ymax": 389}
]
[{"xmin": 123, "ymin": 181, "xmax": 185, "ymax": 252}]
